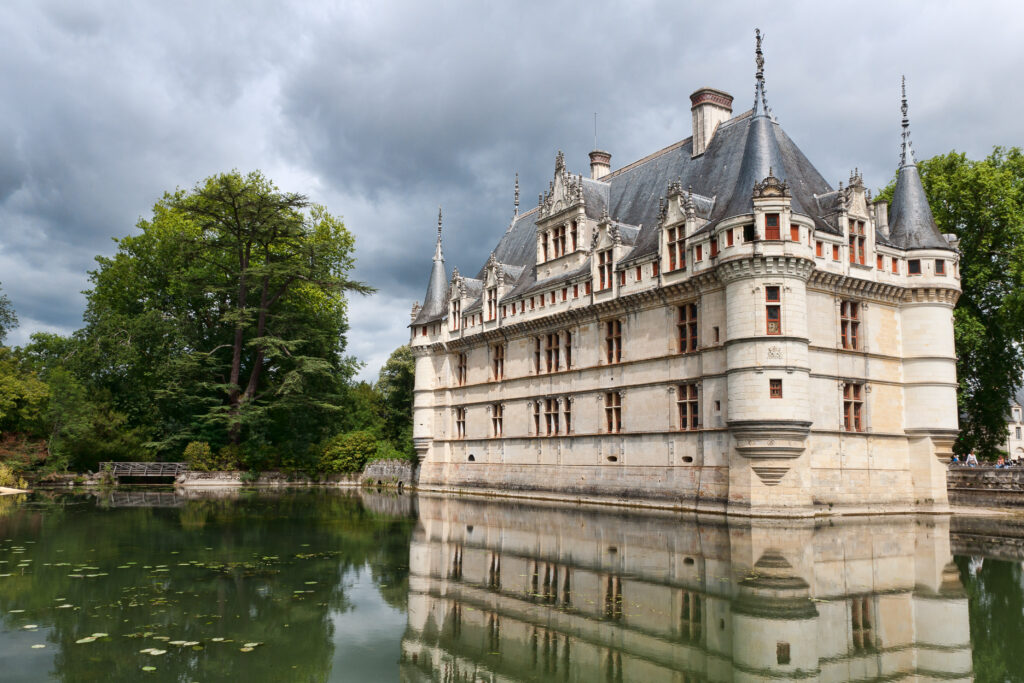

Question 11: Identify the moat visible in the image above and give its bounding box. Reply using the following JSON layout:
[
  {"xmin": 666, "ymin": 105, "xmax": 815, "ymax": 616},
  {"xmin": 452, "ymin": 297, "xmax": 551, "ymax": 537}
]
[{"xmin": 0, "ymin": 489, "xmax": 1019, "ymax": 681}]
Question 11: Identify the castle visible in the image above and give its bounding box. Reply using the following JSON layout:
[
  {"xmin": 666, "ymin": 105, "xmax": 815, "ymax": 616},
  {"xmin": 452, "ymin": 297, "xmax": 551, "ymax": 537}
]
[{"xmin": 409, "ymin": 32, "xmax": 960, "ymax": 516}]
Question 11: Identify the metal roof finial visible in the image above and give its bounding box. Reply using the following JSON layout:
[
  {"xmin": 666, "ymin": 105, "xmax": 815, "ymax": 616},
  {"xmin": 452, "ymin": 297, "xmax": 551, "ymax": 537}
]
[
  {"xmin": 900, "ymin": 75, "xmax": 916, "ymax": 167},
  {"xmin": 513, "ymin": 172, "xmax": 519, "ymax": 217},
  {"xmin": 753, "ymin": 28, "xmax": 772, "ymax": 119}
]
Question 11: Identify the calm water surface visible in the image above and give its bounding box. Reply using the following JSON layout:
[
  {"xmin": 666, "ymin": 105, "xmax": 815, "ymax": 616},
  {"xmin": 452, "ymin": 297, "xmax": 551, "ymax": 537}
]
[{"xmin": 0, "ymin": 489, "xmax": 1018, "ymax": 681}]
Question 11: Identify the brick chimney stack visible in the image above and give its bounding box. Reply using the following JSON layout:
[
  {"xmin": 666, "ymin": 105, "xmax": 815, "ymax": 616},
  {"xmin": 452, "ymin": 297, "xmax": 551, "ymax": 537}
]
[
  {"xmin": 690, "ymin": 87, "xmax": 733, "ymax": 157},
  {"xmin": 589, "ymin": 150, "xmax": 611, "ymax": 180}
]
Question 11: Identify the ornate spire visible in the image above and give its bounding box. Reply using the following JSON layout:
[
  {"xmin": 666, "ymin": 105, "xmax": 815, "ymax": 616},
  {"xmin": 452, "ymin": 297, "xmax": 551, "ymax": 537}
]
[
  {"xmin": 434, "ymin": 206, "xmax": 444, "ymax": 260},
  {"xmin": 900, "ymin": 75, "xmax": 916, "ymax": 167},
  {"xmin": 753, "ymin": 28, "xmax": 772, "ymax": 119},
  {"xmin": 513, "ymin": 172, "xmax": 519, "ymax": 217}
]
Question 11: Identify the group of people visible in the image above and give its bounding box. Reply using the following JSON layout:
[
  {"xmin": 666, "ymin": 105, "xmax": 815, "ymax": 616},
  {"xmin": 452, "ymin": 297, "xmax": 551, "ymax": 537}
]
[{"xmin": 950, "ymin": 453, "xmax": 1024, "ymax": 468}]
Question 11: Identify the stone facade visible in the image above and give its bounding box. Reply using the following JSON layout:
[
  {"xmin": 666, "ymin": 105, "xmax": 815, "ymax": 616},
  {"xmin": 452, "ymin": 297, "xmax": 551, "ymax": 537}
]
[
  {"xmin": 400, "ymin": 496, "xmax": 972, "ymax": 681},
  {"xmin": 410, "ymin": 40, "xmax": 960, "ymax": 516}
]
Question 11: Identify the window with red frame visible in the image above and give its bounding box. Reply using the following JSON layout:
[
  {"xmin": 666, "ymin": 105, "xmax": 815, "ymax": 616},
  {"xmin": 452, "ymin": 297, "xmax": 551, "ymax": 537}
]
[
  {"xmin": 770, "ymin": 379, "xmax": 782, "ymax": 398},
  {"xmin": 667, "ymin": 226, "xmax": 685, "ymax": 271},
  {"xmin": 765, "ymin": 286, "xmax": 782, "ymax": 335},
  {"xmin": 605, "ymin": 392, "xmax": 622, "ymax": 433},
  {"xmin": 765, "ymin": 213, "xmax": 781, "ymax": 240},
  {"xmin": 677, "ymin": 304, "xmax": 698, "ymax": 353},
  {"xmin": 677, "ymin": 384, "xmax": 700, "ymax": 430},
  {"xmin": 840, "ymin": 301, "xmax": 860, "ymax": 350},
  {"xmin": 605, "ymin": 319, "xmax": 622, "ymax": 363},
  {"xmin": 790, "ymin": 225, "xmax": 800, "ymax": 241},
  {"xmin": 597, "ymin": 249, "xmax": 613, "ymax": 290},
  {"xmin": 843, "ymin": 383, "xmax": 864, "ymax": 432}
]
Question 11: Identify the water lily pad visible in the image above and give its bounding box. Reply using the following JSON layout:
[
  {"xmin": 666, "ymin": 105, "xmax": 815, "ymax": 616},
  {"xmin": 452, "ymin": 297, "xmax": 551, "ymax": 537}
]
[
  {"xmin": 23, "ymin": 624, "xmax": 38, "ymax": 629},
  {"xmin": 91, "ymin": 632, "xmax": 108, "ymax": 638},
  {"xmin": 76, "ymin": 637, "xmax": 97, "ymax": 644},
  {"xmin": 211, "ymin": 637, "xmax": 225, "ymax": 642},
  {"xmin": 9, "ymin": 609, "xmax": 24, "ymax": 613},
  {"xmin": 243, "ymin": 642, "xmax": 262, "ymax": 648},
  {"xmin": 239, "ymin": 647, "xmax": 254, "ymax": 652},
  {"xmin": 141, "ymin": 666, "xmax": 156, "ymax": 672},
  {"xmin": 31, "ymin": 644, "xmax": 45, "ymax": 649}
]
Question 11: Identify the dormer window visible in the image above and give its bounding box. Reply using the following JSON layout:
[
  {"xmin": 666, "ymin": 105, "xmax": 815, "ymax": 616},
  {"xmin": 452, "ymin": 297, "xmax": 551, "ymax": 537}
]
[
  {"xmin": 765, "ymin": 213, "xmax": 780, "ymax": 240},
  {"xmin": 486, "ymin": 287, "xmax": 497, "ymax": 321},
  {"xmin": 849, "ymin": 220, "xmax": 866, "ymax": 265},
  {"xmin": 553, "ymin": 225, "xmax": 567, "ymax": 258},
  {"xmin": 668, "ymin": 227, "xmax": 686, "ymax": 271},
  {"xmin": 597, "ymin": 249, "xmax": 613, "ymax": 290}
]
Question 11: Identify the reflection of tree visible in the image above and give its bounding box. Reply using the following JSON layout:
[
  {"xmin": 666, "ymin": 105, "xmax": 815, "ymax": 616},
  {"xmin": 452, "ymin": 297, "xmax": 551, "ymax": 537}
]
[
  {"xmin": 957, "ymin": 556, "xmax": 1024, "ymax": 682},
  {"xmin": 0, "ymin": 489, "xmax": 415, "ymax": 681}
]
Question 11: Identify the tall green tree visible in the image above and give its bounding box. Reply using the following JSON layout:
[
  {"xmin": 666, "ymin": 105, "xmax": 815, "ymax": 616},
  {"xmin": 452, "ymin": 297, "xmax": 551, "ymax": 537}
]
[
  {"xmin": 880, "ymin": 148, "xmax": 1024, "ymax": 457},
  {"xmin": 80, "ymin": 171, "xmax": 372, "ymax": 457},
  {"xmin": 0, "ymin": 282, "xmax": 16, "ymax": 346},
  {"xmin": 375, "ymin": 345, "xmax": 415, "ymax": 451}
]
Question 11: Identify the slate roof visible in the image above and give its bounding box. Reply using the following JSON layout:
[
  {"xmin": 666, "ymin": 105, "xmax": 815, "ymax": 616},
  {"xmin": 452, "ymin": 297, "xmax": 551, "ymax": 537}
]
[
  {"xmin": 412, "ymin": 243, "xmax": 447, "ymax": 325},
  {"xmin": 416, "ymin": 86, "xmax": 944, "ymax": 323},
  {"xmin": 888, "ymin": 161, "xmax": 952, "ymax": 251}
]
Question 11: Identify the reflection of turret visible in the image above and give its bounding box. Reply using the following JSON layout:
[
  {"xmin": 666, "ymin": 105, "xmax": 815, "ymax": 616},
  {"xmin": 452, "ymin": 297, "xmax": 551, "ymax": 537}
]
[
  {"xmin": 400, "ymin": 496, "xmax": 974, "ymax": 682},
  {"xmin": 731, "ymin": 551, "xmax": 820, "ymax": 681}
]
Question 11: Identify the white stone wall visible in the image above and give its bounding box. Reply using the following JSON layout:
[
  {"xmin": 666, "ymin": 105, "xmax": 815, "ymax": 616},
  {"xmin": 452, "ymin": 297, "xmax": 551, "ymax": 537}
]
[{"xmin": 411, "ymin": 196, "xmax": 960, "ymax": 515}]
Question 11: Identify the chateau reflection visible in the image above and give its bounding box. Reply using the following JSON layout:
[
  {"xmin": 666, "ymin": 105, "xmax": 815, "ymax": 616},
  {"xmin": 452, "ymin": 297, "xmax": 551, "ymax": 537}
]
[{"xmin": 400, "ymin": 497, "xmax": 972, "ymax": 682}]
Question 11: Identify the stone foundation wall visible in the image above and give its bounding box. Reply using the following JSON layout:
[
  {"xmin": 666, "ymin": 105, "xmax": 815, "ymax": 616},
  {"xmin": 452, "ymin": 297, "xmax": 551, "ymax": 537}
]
[
  {"xmin": 947, "ymin": 466, "xmax": 1024, "ymax": 507},
  {"xmin": 175, "ymin": 470, "xmax": 362, "ymax": 487},
  {"xmin": 362, "ymin": 459, "xmax": 416, "ymax": 488}
]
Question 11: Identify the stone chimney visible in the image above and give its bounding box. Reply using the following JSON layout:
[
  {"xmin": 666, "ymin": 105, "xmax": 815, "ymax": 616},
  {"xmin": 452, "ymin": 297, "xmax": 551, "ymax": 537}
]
[
  {"xmin": 873, "ymin": 199, "xmax": 889, "ymax": 238},
  {"xmin": 690, "ymin": 87, "xmax": 733, "ymax": 157},
  {"xmin": 589, "ymin": 150, "xmax": 611, "ymax": 180}
]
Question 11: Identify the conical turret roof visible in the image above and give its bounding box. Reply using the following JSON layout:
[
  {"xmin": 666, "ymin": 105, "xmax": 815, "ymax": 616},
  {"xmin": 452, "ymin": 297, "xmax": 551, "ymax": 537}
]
[
  {"xmin": 412, "ymin": 208, "xmax": 448, "ymax": 325},
  {"xmin": 887, "ymin": 78, "xmax": 951, "ymax": 251}
]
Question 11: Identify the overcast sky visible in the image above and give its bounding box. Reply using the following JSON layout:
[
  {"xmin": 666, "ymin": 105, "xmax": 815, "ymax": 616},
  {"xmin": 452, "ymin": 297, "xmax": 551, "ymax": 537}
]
[{"xmin": 1, "ymin": 0, "xmax": 1021, "ymax": 380}]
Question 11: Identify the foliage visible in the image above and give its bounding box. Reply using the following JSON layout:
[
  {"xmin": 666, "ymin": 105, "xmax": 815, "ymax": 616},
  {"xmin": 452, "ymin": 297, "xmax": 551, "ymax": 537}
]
[
  {"xmin": 879, "ymin": 148, "xmax": 1024, "ymax": 458},
  {"xmin": 374, "ymin": 345, "xmax": 415, "ymax": 457},
  {"xmin": 0, "ymin": 282, "xmax": 16, "ymax": 346},
  {"xmin": 320, "ymin": 430, "xmax": 378, "ymax": 473},
  {"xmin": 183, "ymin": 441, "xmax": 214, "ymax": 471},
  {"xmin": 0, "ymin": 462, "xmax": 17, "ymax": 487},
  {"xmin": 77, "ymin": 170, "xmax": 371, "ymax": 457}
]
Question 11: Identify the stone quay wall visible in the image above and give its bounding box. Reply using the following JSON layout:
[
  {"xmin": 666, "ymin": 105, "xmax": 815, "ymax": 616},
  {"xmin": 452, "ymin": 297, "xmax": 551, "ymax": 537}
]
[{"xmin": 947, "ymin": 466, "xmax": 1024, "ymax": 507}]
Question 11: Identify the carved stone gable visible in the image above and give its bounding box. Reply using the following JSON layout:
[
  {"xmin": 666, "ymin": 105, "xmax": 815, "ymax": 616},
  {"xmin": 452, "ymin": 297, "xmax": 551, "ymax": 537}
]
[
  {"xmin": 539, "ymin": 150, "xmax": 585, "ymax": 220},
  {"xmin": 753, "ymin": 167, "xmax": 790, "ymax": 199}
]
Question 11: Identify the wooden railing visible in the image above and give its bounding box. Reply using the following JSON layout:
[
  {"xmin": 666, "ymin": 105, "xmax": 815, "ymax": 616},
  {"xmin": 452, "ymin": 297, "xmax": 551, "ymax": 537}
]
[{"xmin": 98, "ymin": 462, "xmax": 189, "ymax": 478}]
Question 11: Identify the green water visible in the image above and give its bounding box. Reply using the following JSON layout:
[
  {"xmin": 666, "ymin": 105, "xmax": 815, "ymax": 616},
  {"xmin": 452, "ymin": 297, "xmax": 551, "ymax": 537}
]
[{"xmin": 0, "ymin": 489, "xmax": 1016, "ymax": 681}]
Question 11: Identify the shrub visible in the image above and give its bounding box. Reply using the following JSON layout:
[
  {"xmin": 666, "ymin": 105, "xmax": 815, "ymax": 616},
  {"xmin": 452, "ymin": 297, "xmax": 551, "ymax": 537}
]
[
  {"xmin": 183, "ymin": 441, "xmax": 214, "ymax": 471},
  {"xmin": 370, "ymin": 440, "xmax": 405, "ymax": 463},
  {"xmin": 0, "ymin": 462, "xmax": 18, "ymax": 488},
  {"xmin": 320, "ymin": 430, "xmax": 378, "ymax": 473},
  {"xmin": 216, "ymin": 444, "xmax": 242, "ymax": 471}
]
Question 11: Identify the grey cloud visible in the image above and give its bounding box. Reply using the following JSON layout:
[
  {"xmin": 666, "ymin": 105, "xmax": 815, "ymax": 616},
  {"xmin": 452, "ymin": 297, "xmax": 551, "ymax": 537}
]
[{"xmin": 0, "ymin": 0, "xmax": 1021, "ymax": 380}]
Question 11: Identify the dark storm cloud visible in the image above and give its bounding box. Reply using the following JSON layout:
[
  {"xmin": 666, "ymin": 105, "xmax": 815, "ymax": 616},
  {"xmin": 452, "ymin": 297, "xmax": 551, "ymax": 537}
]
[{"xmin": 0, "ymin": 0, "xmax": 1022, "ymax": 377}]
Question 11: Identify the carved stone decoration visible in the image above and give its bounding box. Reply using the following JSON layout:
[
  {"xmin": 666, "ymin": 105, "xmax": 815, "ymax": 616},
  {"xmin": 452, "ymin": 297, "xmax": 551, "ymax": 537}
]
[
  {"xmin": 752, "ymin": 167, "xmax": 790, "ymax": 199},
  {"xmin": 767, "ymin": 346, "xmax": 782, "ymax": 360},
  {"xmin": 730, "ymin": 419, "xmax": 811, "ymax": 459},
  {"xmin": 752, "ymin": 466, "xmax": 789, "ymax": 486}
]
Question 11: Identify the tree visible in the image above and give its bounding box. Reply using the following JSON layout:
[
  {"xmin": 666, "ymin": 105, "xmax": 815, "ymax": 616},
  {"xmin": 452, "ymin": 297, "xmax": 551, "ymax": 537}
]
[
  {"xmin": 879, "ymin": 148, "xmax": 1024, "ymax": 457},
  {"xmin": 375, "ymin": 345, "xmax": 415, "ymax": 452},
  {"xmin": 0, "ymin": 282, "xmax": 17, "ymax": 346},
  {"xmin": 80, "ymin": 171, "xmax": 372, "ymax": 457}
]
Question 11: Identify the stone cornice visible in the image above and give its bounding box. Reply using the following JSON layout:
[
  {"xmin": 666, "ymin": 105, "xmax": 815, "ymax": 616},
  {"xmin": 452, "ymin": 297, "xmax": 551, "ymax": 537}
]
[{"xmin": 715, "ymin": 254, "xmax": 815, "ymax": 284}]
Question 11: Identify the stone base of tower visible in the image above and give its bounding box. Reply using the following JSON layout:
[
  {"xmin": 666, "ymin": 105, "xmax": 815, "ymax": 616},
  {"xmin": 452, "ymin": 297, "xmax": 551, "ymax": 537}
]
[{"xmin": 411, "ymin": 425, "xmax": 951, "ymax": 516}]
